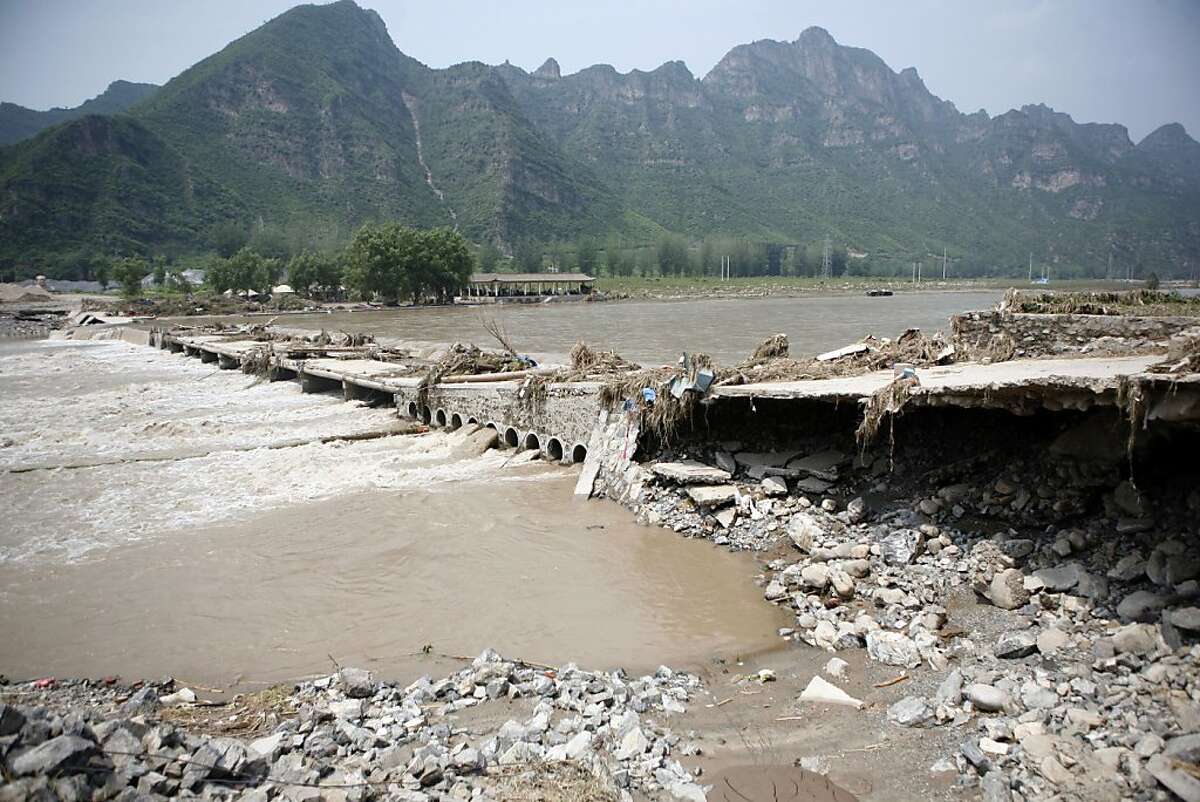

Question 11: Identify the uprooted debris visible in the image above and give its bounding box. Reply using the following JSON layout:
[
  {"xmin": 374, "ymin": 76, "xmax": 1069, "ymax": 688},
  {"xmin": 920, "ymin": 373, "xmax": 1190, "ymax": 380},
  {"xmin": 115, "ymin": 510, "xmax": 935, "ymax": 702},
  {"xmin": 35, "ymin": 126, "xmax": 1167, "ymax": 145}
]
[
  {"xmin": 715, "ymin": 328, "xmax": 955, "ymax": 387},
  {"xmin": 1148, "ymin": 327, "xmax": 1200, "ymax": 375},
  {"xmin": 1000, "ymin": 288, "xmax": 1200, "ymax": 317}
]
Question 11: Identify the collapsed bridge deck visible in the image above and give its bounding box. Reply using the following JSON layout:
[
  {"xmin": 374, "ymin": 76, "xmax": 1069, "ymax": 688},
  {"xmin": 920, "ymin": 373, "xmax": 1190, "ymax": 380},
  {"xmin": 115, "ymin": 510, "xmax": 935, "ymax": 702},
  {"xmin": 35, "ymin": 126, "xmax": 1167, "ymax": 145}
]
[{"xmin": 141, "ymin": 328, "xmax": 1200, "ymax": 476}]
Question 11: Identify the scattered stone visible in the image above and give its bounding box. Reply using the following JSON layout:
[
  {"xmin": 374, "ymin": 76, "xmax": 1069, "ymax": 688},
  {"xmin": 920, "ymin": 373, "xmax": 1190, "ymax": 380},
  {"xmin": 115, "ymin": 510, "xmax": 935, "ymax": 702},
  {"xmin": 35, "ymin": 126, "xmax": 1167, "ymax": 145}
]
[
  {"xmin": 1117, "ymin": 590, "xmax": 1167, "ymax": 623},
  {"xmin": 1031, "ymin": 563, "xmax": 1083, "ymax": 592},
  {"xmin": 888, "ymin": 696, "xmax": 933, "ymax": 727},
  {"xmin": 824, "ymin": 657, "xmax": 849, "ymax": 679},
  {"xmin": 994, "ymin": 630, "xmax": 1037, "ymax": 659},
  {"xmin": 965, "ymin": 684, "xmax": 1010, "ymax": 713},
  {"xmin": 988, "ymin": 568, "xmax": 1029, "ymax": 610},
  {"xmin": 10, "ymin": 735, "xmax": 98, "ymax": 777},
  {"xmin": 761, "ymin": 476, "xmax": 788, "ymax": 496},
  {"xmin": 878, "ymin": 529, "xmax": 923, "ymax": 565},
  {"xmin": 866, "ymin": 630, "xmax": 921, "ymax": 668},
  {"xmin": 1168, "ymin": 607, "xmax": 1200, "ymax": 631},
  {"xmin": 1035, "ymin": 627, "xmax": 1069, "ymax": 655}
]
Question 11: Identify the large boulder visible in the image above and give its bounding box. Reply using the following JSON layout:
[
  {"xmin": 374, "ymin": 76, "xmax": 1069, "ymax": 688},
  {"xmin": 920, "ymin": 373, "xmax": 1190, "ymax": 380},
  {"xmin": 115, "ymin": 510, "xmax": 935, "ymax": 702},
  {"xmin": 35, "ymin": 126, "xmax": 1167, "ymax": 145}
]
[{"xmin": 10, "ymin": 735, "xmax": 100, "ymax": 777}]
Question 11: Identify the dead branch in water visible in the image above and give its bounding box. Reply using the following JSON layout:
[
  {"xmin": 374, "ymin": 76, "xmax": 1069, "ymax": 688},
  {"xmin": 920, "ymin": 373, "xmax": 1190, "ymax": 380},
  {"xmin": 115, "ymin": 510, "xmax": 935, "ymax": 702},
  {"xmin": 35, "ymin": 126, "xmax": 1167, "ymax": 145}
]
[{"xmin": 480, "ymin": 313, "xmax": 517, "ymax": 356}]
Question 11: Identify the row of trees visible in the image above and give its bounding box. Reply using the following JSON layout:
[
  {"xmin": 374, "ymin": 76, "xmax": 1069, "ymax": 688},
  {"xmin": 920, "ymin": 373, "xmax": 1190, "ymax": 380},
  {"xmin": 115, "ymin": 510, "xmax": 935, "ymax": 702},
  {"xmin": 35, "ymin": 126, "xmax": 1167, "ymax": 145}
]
[{"xmin": 202, "ymin": 224, "xmax": 473, "ymax": 303}]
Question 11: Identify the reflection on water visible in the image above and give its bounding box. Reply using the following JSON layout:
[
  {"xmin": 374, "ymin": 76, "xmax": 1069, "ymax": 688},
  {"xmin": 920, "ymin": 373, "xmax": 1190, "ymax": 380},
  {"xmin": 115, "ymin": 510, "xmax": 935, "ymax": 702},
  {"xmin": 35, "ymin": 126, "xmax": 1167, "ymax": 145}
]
[{"xmin": 181, "ymin": 291, "xmax": 1004, "ymax": 365}]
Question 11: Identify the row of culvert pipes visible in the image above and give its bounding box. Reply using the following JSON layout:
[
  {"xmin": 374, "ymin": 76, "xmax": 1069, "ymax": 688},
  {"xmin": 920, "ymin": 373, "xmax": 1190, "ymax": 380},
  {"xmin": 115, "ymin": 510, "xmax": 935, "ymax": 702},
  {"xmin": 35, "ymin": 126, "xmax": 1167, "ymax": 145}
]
[
  {"xmin": 160, "ymin": 333, "xmax": 589, "ymax": 466},
  {"xmin": 403, "ymin": 400, "xmax": 588, "ymax": 465}
]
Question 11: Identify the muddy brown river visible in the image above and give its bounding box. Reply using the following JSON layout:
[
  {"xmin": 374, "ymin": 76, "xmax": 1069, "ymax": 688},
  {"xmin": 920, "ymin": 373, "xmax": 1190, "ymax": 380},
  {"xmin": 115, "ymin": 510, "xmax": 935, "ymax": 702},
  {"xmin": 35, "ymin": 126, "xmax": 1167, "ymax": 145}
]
[
  {"xmin": 1, "ymin": 293, "xmax": 997, "ymax": 686},
  {"xmin": 189, "ymin": 290, "xmax": 1003, "ymax": 364},
  {"xmin": 0, "ymin": 339, "xmax": 787, "ymax": 687}
]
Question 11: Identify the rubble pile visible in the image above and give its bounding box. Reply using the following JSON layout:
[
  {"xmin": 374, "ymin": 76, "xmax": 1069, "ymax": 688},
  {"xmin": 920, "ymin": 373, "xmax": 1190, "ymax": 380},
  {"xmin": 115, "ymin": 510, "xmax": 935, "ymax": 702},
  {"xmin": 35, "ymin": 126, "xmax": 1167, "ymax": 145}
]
[
  {"xmin": 619, "ymin": 408, "xmax": 1199, "ymax": 801},
  {"xmin": 0, "ymin": 651, "xmax": 708, "ymax": 802}
]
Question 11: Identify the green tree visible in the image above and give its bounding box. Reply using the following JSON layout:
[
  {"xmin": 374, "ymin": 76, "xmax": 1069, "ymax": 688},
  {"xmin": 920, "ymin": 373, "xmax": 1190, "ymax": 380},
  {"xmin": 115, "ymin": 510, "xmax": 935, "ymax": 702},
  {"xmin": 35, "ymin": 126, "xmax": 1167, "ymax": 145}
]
[
  {"xmin": 152, "ymin": 256, "xmax": 167, "ymax": 287},
  {"xmin": 576, "ymin": 237, "xmax": 598, "ymax": 276},
  {"xmin": 209, "ymin": 221, "xmax": 248, "ymax": 259},
  {"xmin": 477, "ymin": 242, "xmax": 502, "ymax": 272},
  {"xmin": 95, "ymin": 257, "xmax": 111, "ymax": 289},
  {"xmin": 224, "ymin": 248, "xmax": 266, "ymax": 295},
  {"xmin": 1145, "ymin": 271, "xmax": 1160, "ymax": 290},
  {"xmin": 169, "ymin": 267, "xmax": 192, "ymax": 295},
  {"xmin": 249, "ymin": 225, "xmax": 291, "ymax": 261},
  {"xmin": 656, "ymin": 234, "xmax": 691, "ymax": 277},
  {"xmin": 416, "ymin": 228, "xmax": 473, "ymax": 304},
  {"xmin": 344, "ymin": 222, "xmax": 413, "ymax": 302},
  {"xmin": 112, "ymin": 256, "xmax": 149, "ymax": 298},
  {"xmin": 514, "ymin": 240, "xmax": 542, "ymax": 273}
]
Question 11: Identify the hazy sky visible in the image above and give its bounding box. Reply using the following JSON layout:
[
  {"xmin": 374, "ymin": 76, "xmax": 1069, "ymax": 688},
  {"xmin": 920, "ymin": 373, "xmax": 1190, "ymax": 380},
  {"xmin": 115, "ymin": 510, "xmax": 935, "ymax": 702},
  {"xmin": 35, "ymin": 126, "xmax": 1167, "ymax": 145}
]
[{"xmin": 1, "ymin": 0, "xmax": 1197, "ymax": 141}]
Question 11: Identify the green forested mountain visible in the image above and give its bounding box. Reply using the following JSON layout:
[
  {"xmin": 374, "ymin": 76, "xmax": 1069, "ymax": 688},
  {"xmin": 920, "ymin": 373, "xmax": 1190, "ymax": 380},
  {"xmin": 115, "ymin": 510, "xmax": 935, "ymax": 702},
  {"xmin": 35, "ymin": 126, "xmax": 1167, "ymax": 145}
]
[
  {"xmin": 0, "ymin": 80, "xmax": 159, "ymax": 146},
  {"xmin": 1, "ymin": 0, "xmax": 1197, "ymax": 277}
]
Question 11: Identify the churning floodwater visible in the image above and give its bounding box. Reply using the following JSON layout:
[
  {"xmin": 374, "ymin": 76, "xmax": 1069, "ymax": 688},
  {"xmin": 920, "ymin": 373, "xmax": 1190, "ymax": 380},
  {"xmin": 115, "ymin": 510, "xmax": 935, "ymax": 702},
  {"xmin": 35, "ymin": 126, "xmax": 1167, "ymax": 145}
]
[
  {"xmin": 0, "ymin": 338, "xmax": 788, "ymax": 686},
  {"xmin": 0, "ymin": 293, "xmax": 999, "ymax": 686},
  {"xmin": 186, "ymin": 290, "xmax": 1004, "ymax": 365}
]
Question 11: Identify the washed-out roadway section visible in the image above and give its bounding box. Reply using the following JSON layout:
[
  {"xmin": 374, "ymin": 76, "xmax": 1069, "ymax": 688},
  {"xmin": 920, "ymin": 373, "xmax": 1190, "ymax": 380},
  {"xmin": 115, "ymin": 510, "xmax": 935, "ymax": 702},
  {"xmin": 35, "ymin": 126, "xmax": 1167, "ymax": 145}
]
[{"xmin": 130, "ymin": 327, "xmax": 1200, "ymax": 475}]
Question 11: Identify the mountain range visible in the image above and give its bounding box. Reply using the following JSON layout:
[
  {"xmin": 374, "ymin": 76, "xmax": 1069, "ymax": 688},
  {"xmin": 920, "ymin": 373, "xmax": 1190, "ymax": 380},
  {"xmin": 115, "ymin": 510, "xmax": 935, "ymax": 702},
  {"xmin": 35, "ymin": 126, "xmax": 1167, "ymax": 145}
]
[{"xmin": 1, "ymin": 0, "xmax": 1197, "ymax": 277}]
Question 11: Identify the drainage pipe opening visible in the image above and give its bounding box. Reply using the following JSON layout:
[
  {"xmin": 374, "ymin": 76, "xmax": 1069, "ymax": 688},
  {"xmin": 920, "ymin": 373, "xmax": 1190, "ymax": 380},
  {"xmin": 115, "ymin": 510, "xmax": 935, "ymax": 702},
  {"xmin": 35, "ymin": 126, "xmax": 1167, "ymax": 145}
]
[
  {"xmin": 546, "ymin": 437, "xmax": 564, "ymax": 462},
  {"xmin": 435, "ymin": 409, "xmax": 448, "ymax": 427},
  {"xmin": 523, "ymin": 432, "xmax": 542, "ymax": 452},
  {"xmin": 571, "ymin": 443, "xmax": 588, "ymax": 464},
  {"xmin": 504, "ymin": 427, "xmax": 520, "ymax": 448},
  {"xmin": 450, "ymin": 413, "xmax": 463, "ymax": 431}
]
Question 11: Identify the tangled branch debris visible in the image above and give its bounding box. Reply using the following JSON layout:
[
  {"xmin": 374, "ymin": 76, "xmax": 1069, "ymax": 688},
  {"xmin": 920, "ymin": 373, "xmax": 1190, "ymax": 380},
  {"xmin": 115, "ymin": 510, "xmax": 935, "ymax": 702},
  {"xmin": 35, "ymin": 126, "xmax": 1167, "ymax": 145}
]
[
  {"xmin": 1148, "ymin": 328, "xmax": 1200, "ymax": 375},
  {"xmin": 855, "ymin": 374, "xmax": 919, "ymax": 447},
  {"xmin": 480, "ymin": 314, "xmax": 518, "ymax": 356},
  {"xmin": 1001, "ymin": 288, "xmax": 1200, "ymax": 317},
  {"xmin": 750, "ymin": 333, "xmax": 789, "ymax": 360},
  {"xmin": 716, "ymin": 328, "xmax": 954, "ymax": 386}
]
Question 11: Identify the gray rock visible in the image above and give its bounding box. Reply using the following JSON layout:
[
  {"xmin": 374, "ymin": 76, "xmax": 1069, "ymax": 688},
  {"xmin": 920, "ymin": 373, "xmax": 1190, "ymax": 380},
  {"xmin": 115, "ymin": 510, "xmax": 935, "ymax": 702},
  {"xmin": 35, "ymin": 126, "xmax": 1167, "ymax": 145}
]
[
  {"xmin": 878, "ymin": 529, "xmax": 923, "ymax": 565},
  {"xmin": 994, "ymin": 630, "xmax": 1037, "ymax": 659},
  {"xmin": 119, "ymin": 686, "xmax": 159, "ymax": 718},
  {"xmin": 1112, "ymin": 622, "xmax": 1160, "ymax": 655},
  {"xmin": 888, "ymin": 696, "xmax": 933, "ymax": 727},
  {"xmin": 10, "ymin": 735, "xmax": 99, "ymax": 776},
  {"xmin": 1000, "ymin": 539, "xmax": 1035, "ymax": 560},
  {"xmin": 1032, "ymin": 563, "xmax": 1083, "ymax": 592},
  {"xmin": 1169, "ymin": 607, "xmax": 1200, "ymax": 631},
  {"xmin": 866, "ymin": 630, "xmax": 921, "ymax": 668},
  {"xmin": 788, "ymin": 450, "xmax": 845, "ymax": 481},
  {"xmin": 1166, "ymin": 734, "xmax": 1200, "ymax": 763},
  {"xmin": 800, "ymin": 564, "xmax": 830, "ymax": 590},
  {"xmin": 1168, "ymin": 557, "xmax": 1200, "ymax": 587},
  {"xmin": 980, "ymin": 771, "xmax": 1012, "ymax": 802},
  {"xmin": 961, "ymin": 739, "xmax": 991, "ymax": 773},
  {"xmin": 339, "ymin": 667, "xmax": 375, "ymax": 699},
  {"xmin": 1020, "ymin": 685, "xmax": 1058, "ymax": 709},
  {"xmin": 846, "ymin": 497, "xmax": 868, "ymax": 524},
  {"xmin": 989, "ymin": 568, "xmax": 1029, "ymax": 610},
  {"xmin": 714, "ymin": 451, "xmax": 737, "ymax": 475},
  {"xmin": 760, "ymin": 476, "xmax": 788, "ymax": 497},
  {"xmin": 1117, "ymin": 590, "xmax": 1167, "ymax": 623},
  {"xmin": 935, "ymin": 669, "xmax": 963, "ymax": 705},
  {"xmin": 1113, "ymin": 480, "xmax": 1146, "ymax": 517},
  {"xmin": 787, "ymin": 513, "xmax": 824, "ymax": 553},
  {"xmin": 796, "ymin": 477, "xmax": 833, "ymax": 494},
  {"xmin": 1147, "ymin": 754, "xmax": 1200, "ymax": 802},
  {"xmin": 965, "ymin": 684, "xmax": 1010, "ymax": 713},
  {"xmin": 1108, "ymin": 554, "xmax": 1146, "ymax": 582},
  {"xmin": 0, "ymin": 704, "xmax": 26, "ymax": 737}
]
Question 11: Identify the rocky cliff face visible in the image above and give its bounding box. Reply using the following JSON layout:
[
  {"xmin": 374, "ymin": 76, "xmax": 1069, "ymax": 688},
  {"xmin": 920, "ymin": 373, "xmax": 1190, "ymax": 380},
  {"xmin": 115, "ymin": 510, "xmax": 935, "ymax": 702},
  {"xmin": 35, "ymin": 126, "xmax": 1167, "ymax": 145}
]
[{"xmin": 1, "ymin": 3, "xmax": 1197, "ymax": 270}]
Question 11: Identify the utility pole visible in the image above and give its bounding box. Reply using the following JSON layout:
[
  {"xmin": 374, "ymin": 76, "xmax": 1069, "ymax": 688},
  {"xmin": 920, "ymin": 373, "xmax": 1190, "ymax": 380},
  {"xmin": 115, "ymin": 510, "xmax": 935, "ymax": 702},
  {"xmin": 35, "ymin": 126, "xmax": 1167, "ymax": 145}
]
[
  {"xmin": 1028, "ymin": 253, "xmax": 1033, "ymax": 283},
  {"xmin": 1107, "ymin": 252, "xmax": 1113, "ymax": 281},
  {"xmin": 942, "ymin": 247, "xmax": 947, "ymax": 280},
  {"xmin": 911, "ymin": 261, "xmax": 917, "ymax": 285},
  {"xmin": 821, "ymin": 237, "xmax": 832, "ymax": 280},
  {"xmin": 918, "ymin": 261, "xmax": 923, "ymax": 285}
]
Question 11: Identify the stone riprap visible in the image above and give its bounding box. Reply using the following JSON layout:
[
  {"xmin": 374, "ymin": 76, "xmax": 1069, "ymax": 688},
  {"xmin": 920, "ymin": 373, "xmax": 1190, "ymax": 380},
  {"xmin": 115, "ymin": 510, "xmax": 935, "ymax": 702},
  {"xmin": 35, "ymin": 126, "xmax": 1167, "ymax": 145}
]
[{"xmin": 0, "ymin": 652, "xmax": 707, "ymax": 802}]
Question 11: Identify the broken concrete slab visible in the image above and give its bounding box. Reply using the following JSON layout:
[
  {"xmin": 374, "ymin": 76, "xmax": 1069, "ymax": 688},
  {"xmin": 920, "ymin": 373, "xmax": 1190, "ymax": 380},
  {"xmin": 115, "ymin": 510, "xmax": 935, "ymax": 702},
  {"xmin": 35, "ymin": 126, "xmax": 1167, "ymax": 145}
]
[
  {"xmin": 799, "ymin": 675, "xmax": 863, "ymax": 709},
  {"xmin": 651, "ymin": 461, "xmax": 732, "ymax": 485},
  {"xmin": 686, "ymin": 485, "xmax": 738, "ymax": 509}
]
